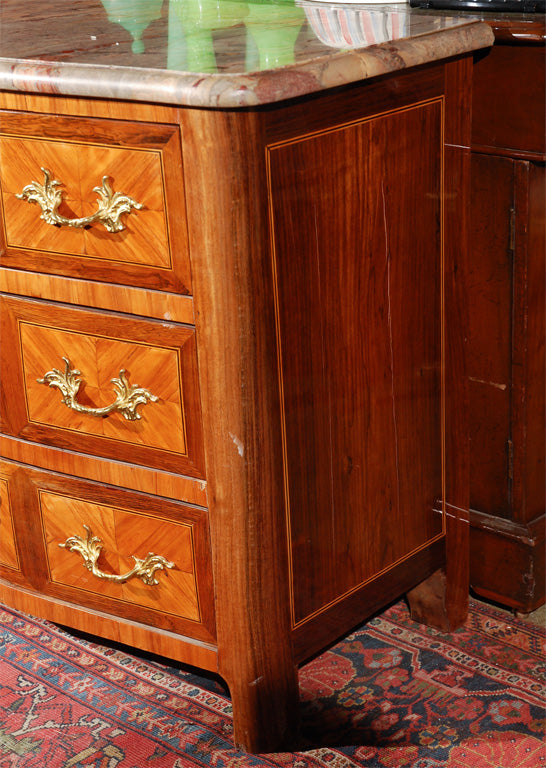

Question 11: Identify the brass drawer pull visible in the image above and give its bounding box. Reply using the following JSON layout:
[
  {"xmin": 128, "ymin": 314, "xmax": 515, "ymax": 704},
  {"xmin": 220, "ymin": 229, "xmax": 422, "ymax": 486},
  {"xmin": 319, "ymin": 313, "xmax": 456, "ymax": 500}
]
[
  {"xmin": 16, "ymin": 167, "xmax": 143, "ymax": 233},
  {"xmin": 60, "ymin": 525, "xmax": 175, "ymax": 585},
  {"xmin": 38, "ymin": 357, "xmax": 158, "ymax": 421}
]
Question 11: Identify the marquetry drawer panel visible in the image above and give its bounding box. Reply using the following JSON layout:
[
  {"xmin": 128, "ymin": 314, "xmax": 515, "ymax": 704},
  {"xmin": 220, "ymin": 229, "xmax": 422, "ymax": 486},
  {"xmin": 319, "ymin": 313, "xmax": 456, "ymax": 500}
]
[
  {"xmin": 43, "ymin": 492, "xmax": 201, "ymax": 618},
  {"xmin": 0, "ymin": 295, "xmax": 204, "ymax": 477},
  {"xmin": 0, "ymin": 471, "xmax": 19, "ymax": 571},
  {"xmin": 0, "ymin": 111, "xmax": 191, "ymax": 293},
  {"xmin": 0, "ymin": 462, "xmax": 215, "ymax": 641}
]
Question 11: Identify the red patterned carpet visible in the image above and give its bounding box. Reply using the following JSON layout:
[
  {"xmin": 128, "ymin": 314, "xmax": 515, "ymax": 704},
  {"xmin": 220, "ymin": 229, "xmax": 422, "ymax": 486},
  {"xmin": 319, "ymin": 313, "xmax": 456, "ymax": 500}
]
[{"xmin": 0, "ymin": 598, "xmax": 544, "ymax": 767}]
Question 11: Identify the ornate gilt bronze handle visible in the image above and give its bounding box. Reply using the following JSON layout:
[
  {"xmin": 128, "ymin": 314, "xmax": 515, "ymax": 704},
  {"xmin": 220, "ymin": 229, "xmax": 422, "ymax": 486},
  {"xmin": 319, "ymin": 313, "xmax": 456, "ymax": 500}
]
[
  {"xmin": 60, "ymin": 525, "xmax": 175, "ymax": 586},
  {"xmin": 16, "ymin": 167, "xmax": 143, "ymax": 232},
  {"xmin": 38, "ymin": 357, "xmax": 158, "ymax": 421}
]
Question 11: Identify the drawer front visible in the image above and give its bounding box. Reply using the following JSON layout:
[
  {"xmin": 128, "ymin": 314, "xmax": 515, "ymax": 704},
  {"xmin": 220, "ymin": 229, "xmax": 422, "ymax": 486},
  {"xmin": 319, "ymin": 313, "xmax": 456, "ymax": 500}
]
[
  {"xmin": 0, "ymin": 461, "xmax": 215, "ymax": 641},
  {"xmin": 0, "ymin": 470, "xmax": 19, "ymax": 571},
  {"xmin": 43, "ymin": 492, "xmax": 200, "ymax": 622},
  {"xmin": 1, "ymin": 295, "xmax": 204, "ymax": 477},
  {"xmin": 0, "ymin": 111, "xmax": 191, "ymax": 293}
]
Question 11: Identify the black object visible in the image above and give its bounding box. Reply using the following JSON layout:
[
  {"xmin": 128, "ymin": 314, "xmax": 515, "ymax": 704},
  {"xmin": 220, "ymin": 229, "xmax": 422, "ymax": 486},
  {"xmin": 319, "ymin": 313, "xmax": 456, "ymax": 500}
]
[{"xmin": 410, "ymin": 0, "xmax": 545, "ymax": 12}]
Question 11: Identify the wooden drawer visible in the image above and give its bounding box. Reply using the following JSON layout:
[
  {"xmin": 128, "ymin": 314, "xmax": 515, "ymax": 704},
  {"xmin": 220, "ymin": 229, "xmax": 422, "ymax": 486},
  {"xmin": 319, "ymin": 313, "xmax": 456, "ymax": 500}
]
[
  {"xmin": 0, "ymin": 294, "xmax": 204, "ymax": 477},
  {"xmin": 0, "ymin": 465, "xmax": 19, "ymax": 571},
  {"xmin": 0, "ymin": 111, "xmax": 191, "ymax": 293},
  {"xmin": 0, "ymin": 460, "xmax": 215, "ymax": 641}
]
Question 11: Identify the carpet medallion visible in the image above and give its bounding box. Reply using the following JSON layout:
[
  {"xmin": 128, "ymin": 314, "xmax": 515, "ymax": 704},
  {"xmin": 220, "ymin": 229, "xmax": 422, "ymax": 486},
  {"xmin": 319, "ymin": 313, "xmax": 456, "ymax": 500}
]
[{"xmin": 0, "ymin": 599, "xmax": 544, "ymax": 767}]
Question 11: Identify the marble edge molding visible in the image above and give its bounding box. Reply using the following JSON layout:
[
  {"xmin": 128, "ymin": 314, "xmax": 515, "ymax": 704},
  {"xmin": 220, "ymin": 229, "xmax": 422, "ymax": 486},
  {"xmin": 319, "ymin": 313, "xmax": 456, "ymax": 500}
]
[{"xmin": 0, "ymin": 22, "xmax": 493, "ymax": 108}]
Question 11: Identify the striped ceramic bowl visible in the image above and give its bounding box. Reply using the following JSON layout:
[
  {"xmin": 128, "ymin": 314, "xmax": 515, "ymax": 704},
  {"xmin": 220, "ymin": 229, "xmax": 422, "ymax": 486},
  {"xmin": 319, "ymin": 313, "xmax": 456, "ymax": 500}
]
[{"xmin": 303, "ymin": 4, "xmax": 408, "ymax": 48}]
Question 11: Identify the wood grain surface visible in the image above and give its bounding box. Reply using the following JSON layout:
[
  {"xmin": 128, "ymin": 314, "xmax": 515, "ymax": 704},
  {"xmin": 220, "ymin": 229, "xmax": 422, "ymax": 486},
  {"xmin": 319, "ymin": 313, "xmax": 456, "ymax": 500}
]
[
  {"xmin": 0, "ymin": 435, "xmax": 208, "ymax": 508},
  {"xmin": 1, "ymin": 294, "xmax": 205, "ymax": 478},
  {"xmin": 0, "ymin": 107, "xmax": 191, "ymax": 292},
  {"xmin": 0, "ymin": 268, "xmax": 195, "ymax": 325},
  {"xmin": 0, "ymin": 460, "xmax": 215, "ymax": 643},
  {"xmin": 268, "ymin": 98, "xmax": 445, "ymax": 628},
  {"xmin": 0, "ymin": 474, "xmax": 19, "ymax": 570},
  {"xmin": 468, "ymin": 153, "xmax": 514, "ymax": 517},
  {"xmin": 42, "ymin": 492, "xmax": 200, "ymax": 620},
  {"xmin": 472, "ymin": 42, "xmax": 546, "ymax": 160},
  {"xmin": 182, "ymin": 105, "xmax": 299, "ymax": 752}
]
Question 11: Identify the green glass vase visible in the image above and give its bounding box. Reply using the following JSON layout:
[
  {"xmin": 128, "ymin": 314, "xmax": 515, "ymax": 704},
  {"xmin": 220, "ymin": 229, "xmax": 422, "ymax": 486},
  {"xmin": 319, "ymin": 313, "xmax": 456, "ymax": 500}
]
[{"xmin": 101, "ymin": 0, "xmax": 164, "ymax": 54}]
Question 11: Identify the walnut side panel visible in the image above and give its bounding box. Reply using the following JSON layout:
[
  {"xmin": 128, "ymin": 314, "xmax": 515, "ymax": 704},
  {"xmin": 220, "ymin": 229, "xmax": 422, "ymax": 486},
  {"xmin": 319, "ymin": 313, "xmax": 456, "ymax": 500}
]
[{"xmin": 267, "ymin": 99, "xmax": 445, "ymax": 628}]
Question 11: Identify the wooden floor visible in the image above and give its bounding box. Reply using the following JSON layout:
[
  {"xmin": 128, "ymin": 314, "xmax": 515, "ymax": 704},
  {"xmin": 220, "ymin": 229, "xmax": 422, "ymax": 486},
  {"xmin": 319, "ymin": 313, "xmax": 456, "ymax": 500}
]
[{"xmin": 525, "ymin": 604, "xmax": 546, "ymax": 627}]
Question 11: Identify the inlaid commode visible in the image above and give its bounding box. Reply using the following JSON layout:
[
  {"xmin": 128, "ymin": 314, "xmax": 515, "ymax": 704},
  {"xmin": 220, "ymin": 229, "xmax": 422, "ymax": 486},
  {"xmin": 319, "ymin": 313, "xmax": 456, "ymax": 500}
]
[{"xmin": 0, "ymin": 7, "xmax": 494, "ymax": 750}]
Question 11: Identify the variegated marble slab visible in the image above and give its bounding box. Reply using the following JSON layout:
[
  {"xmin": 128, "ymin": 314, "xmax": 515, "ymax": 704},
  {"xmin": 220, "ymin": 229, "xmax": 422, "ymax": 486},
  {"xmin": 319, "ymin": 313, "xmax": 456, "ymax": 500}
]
[{"xmin": 0, "ymin": 0, "xmax": 494, "ymax": 107}]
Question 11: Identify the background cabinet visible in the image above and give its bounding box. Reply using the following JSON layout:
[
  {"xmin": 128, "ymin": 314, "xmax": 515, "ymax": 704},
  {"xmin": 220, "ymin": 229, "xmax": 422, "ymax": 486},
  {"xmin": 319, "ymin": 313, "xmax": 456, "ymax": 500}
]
[{"xmin": 468, "ymin": 33, "xmax": 545, "ymax": 613}]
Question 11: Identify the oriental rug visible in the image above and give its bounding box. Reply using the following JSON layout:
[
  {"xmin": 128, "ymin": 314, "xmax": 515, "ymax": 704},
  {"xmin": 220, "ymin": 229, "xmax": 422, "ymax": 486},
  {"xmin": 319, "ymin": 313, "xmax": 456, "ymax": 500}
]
[{"xmin": 0, "ymin": 599, "xmax": 544, "ymax": 767}]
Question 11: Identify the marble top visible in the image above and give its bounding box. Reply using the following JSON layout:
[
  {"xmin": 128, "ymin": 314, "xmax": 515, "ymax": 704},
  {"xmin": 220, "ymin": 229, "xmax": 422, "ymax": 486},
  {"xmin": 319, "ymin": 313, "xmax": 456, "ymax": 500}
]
[{"xmin": 0, "ymin": 0, "xmax": 494, "ymax": 107}]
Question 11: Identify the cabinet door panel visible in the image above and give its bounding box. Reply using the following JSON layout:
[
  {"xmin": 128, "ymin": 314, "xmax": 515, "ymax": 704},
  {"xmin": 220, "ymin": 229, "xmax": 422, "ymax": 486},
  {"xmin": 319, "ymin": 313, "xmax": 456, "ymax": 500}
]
[
  {"xmin": 521, "ymin": 163, "xmax": 545, "ymax": 520},
  {"xmin": 472, "ymin": 45, "xmax": 546, "ymax": 158},
  {"xmin": 0, "ymin": 295, "xmax": 204, "ymax": 477},
  {"xmin": 468, "ymin": 153, "xmax": 513, "ymax": 518}
]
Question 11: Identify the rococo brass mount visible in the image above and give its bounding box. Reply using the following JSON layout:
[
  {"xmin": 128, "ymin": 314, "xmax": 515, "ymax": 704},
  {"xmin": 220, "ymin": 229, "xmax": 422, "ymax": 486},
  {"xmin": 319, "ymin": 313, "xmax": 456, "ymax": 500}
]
[
  {"xmin": 17, "ymin": 167, "xmax": 143, "ymax": 232},
  {"xmin": 38, "ymin": 357, "xmax": 158, "ymax": 421},
  {"xmin": 60, "ymin": 525, "xmax": 175, "ymax": 585}
]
